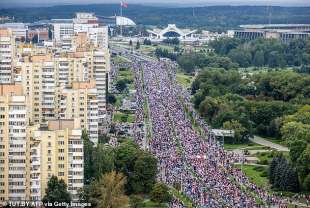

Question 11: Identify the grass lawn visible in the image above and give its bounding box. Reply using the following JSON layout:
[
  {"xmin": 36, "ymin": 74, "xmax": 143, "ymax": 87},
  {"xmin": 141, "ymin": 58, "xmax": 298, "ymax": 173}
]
[
  {"xmin": 169, "ymin": 187, "xmax": 194, "ymax": 208},
  {"xmin": 235, "ymin": 164, "xmax": 269, "ymax": 188},
  {"xmin": 142, "ymin": 200, "xmax": 168, "ymax": 208},
  {"xmin": 176, "ymin": 73, "xmax": 193, "ymax": 88},
  {"xmin": 261, "ymin": 136, "xmax": 287, "ymax": 147},
  {"xmin": 112, "ymin": 55, "xmax": 131, "ymax": 64},
  {"xmin": 113, "ymin": 112, "xmax": 135, "ymax": 123},
  {"xmin": 114, "ymin": 95, "xmax": 124, "ymax": 108},
  {"xmin": 118, "ymin": 70, "xmax": 133, "ymax": 79},
  {"xmin": 139, "ymin": 45, "xmax": 156, "ymax": 53},
  {"xmin": 224, "ymin": 142, "xmax": 263, "ymax": 150},
  {"xmin": 256, "ymin": 151, "xmax": 290, "ymax": 164}
]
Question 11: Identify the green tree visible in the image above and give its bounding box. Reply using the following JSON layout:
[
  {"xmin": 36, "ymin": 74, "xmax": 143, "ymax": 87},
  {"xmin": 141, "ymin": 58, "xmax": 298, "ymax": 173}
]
[
  {"xmin": 253, "ymin": 50, "xmax": 264, "ymax": 67},
  {"xmin": 90, "ymin": 171, "xmax": 129, "ymax": 208},
  {"xmin": 83, "ymin": 129, "xmax": 94, "ymax": 184},
  {"xmin": 297, "ymin": 145, "xmax": 310, "ymax": 181},
  {"xmin": 130, "ymin": 153, "xmax": 158, "ymax": 194},
  {"xmin": 92, "ymin": 144, "xmax": 116, "ymax": 179},
  {"xmin": 107, "ymin": 94, "xmax": 117, "ymax": 105},
  {"xmin": 150, "ymin": 183, "xmax": 172, "ymax": 203},
  {"xmin": 135, "ymin": 41, "xmax": 140, "ymax": 49},
  {"xmin": 129, "ymin": 40, "xmax": 133, "ymax": 46},
  {"xmin": 129, "ymin": 195, "xmax": 144, "ymax": 208},
  {"xmin": 43, "ymin": 176, "xmax": 71, "ymax": 207},
  {"xmin": 116, "ymin": 79, "xmax": 127, "ymax": 92},
  {"xmin": 289, "ymin": 140, "xmax": 307, "ymax": 163},
  {"xmin": 223, "ymin": 120, "xmax": 247, "ymax": 143},
  {"xmin": 115, "ymin": 140, "xmax": 140, "ymax": 175},
  {"xmin": 228, "ymin": 48, "xmax": 251, "ymax": 67},
  {"xmin": 302, "ymin": 173, "xmax": 310, "ymax": 191}
]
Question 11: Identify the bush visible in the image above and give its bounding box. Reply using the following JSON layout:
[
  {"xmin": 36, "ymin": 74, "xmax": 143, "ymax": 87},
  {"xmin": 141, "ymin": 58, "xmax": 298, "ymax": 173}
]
[
  {"xmin": 253, "ymin": 166, "xmax": 265, "ymax": 172},
  {"xmin": 150, "ymin": 183, "xmax": 172, "ymax": 203},
  {"xmin": 130, "ymin": 195, "xmax": 144, "ymax": 208},
  {"xmin": 258, "ymin": 159, "xmax": 268, "ymax": 165},
  {"xmin": 260, "ymin": 170, "xmax": 268, "ymax": 177}
]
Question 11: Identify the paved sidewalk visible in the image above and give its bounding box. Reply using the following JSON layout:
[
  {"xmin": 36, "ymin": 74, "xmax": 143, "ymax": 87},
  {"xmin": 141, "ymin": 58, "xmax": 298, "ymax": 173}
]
[{"xmin": 250, "ymin": 136, "xmax": 289, "ymax": 152}]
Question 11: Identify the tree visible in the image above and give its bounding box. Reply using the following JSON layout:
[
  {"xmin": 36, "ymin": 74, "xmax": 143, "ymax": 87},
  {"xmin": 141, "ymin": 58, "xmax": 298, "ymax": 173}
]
[
  {"xmin": 289, "ymin": 140, "xmax": 307, "ymax": 163},
  {"xmin": 129, "ymin": 195, "xmax": 144, "ymax": 208},
  {"xmin": 116, "ymin": 79, "xmax": 127, "ymax": 92},
  {"xmin": 83, "ymin": 129, "xmax": 94, "ymax": 184},
  {"xmin": 269, "ymin": 156, "xmax": 299, "ymax": 192},
  {"xmin": 297, "ymin": 145, "xmax": 310, "ymax": 181},
  {"xmin": 302, "ymin": 173, "xmax": 310, "ymax": 191},
  {"xmin": 92, "ymin": 144, "xmax": 116, "ymax": 179},
  {"xmin": 143, "ymin": 39, "xmax": 151, "ymax": 45},
  {"xmin": 223, "ymin": 120, "xmax": 247, "ymax": 143},
  {"xmin": 150, "ymin": 183, "xmax": 172, "ymax": 203},
  {"xmin": 253, "ymin": 50, "xmax": 264, "ymax": 67},
  {"xmin": 90, "ymin": 171, "xmax": 129, "ymax": 208},
  {"xmin": 135, "ymin": 41, "xmax": 140, "ymax": 49},
  {"xmin": 269, "ymin": 156, "xmax": 284, "ymax": 185},
  {"xmin": 130, "ymin": 153, "xmax": 158, "ymax": 194},
  {"xmin": 43, "ymin": 176, "xmax": 71, "ymax": 207},
  {"xmin": 107, "ymin": 94, "xmax": 117, "ymax": 105},
  {"xmin": 115, "ymin": 140, "xmax": 140, "ymax": 175},
  {"xmin": 129, "ymin": 40, "xmax": 133, "ymax": 46},
  {"xmin": 177, "ymin": 54, "xmax": 196, "ymax": 73},
  {"xmin": 228, "ymin": 48, "xmax": 251, "ymax": 67}
]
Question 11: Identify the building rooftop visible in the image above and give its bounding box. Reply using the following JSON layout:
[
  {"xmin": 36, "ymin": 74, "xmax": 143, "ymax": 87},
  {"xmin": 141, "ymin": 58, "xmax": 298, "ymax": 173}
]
[
  {"xmin": 240, "ymin": 24, "xmax": 310, "ymax": 29},
  {"xmin": 47, "ymin": 119, "xmax": 80, "ymax": 131},
  {"xmin": 0, "ymin": 84, "xmax": 23, "ymax": 96}
]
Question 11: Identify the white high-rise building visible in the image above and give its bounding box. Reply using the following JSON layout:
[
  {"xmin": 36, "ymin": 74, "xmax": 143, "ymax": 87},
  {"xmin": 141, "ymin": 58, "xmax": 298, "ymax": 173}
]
[{"xmin": 0, "ymin": 28, "xmax": 14, "ymax": 83}]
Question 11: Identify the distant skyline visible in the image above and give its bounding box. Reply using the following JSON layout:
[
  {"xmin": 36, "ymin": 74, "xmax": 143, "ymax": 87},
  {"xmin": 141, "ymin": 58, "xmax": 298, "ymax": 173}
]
[{"xmin": 1, "ymin": 0, "xmax": 310, "ymax": 8}]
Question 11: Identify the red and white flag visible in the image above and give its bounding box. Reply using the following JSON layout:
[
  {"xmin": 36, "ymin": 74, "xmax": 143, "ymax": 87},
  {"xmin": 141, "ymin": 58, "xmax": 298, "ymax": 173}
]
[{"xmin": 120, "ymin": 1, "xmax": 128, "ymax": 8}]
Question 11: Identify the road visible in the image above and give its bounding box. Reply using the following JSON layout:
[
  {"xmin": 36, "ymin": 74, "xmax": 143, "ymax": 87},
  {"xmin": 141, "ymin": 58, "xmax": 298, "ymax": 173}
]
[{"xmin": 250, "ymin": 136, "xmax": 289, "ymax": 152}]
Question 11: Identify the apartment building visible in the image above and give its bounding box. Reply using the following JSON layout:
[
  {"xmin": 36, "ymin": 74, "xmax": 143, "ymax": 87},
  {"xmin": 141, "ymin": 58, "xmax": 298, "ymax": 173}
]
[
  {"xmin": 28, "ymin": 119, "xmax": 83, "ymax": 202},
  {"xmin": 0, "ymin": 28, "xmax": 14, "ymax": 83},
  {"xmin": 20, "ymin": 54, "xmax": 56, "ymax": 124},
  {"xmin": 91, "ymin": 49, "xmax": 110, "ymax": 133},
  {"xmin": 59, "ymin": 80, "xmax": 99, "ymax": 144},
  {"xmin": 0, "ymin": 84, "xmax": 84, "ymax": 205},
  {"xmin": 0, "ymin": 84, "xmax": 28, "ymax": 204}
]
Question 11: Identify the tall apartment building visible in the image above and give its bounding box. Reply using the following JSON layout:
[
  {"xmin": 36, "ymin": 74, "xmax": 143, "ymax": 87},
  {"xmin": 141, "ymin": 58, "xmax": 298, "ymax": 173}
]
[
  {"xmin": 54, "ymin": 52, "xmax": 89, "ymax": 86},
  {"xmin": 0, "ymin": 28, "xmax": 14, "ymax": 83},
  {"xmin": 0, "ymin": 84, "xmax": 28, "ymax": 204},
  {"xmin": 91, "ymin": 49, "xmax": 110, "ymax": 133},
  {"xmin": 59, "ymin": 80, "xmax": 99, "ymax": 144},
  {"xmin": 28, "ymin": 119, "xmax": 83, "ymax": 202},
  {"xmin": 20, "ymin": 54, "xmax": 56, "ymax": 124}
]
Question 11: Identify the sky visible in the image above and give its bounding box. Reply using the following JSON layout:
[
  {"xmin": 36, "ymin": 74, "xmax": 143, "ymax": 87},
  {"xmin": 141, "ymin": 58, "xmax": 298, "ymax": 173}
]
[{"xmin": 1, "ymin": 0, "xmax": 310, "ymax": 8}]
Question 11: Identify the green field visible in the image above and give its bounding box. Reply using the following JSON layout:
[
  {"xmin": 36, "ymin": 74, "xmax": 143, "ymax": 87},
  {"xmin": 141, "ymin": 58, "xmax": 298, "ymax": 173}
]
[
  {"xmin": 235, "ymin": 164, "xmax": 269, "ymax": 188},
  {"xmin": 223, "ymin": 142, "xmax": 263, "ymax": 150},
  {"xmin": 142, "ymin": 200, "xmax": 168, "ymax": 208},
  {"xmin": 176, "ymin": 73, "xmax": 194, "ymax": 88},
  {"xmin": 113, "ymin": 112, "xmax": 135, "ymax": 123},
  {"xmin": 112, "ymin": 55, "xmax": 131, "ymax": 64}
]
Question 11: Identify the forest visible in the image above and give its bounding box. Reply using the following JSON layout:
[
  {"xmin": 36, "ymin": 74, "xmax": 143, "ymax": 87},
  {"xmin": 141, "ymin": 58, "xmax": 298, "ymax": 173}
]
[
  {"xmin": 186, "ymin": 36, "xmax": 310, "ymax": 192},
  {"xmin": 1, "ymin": 5, "xmax": 310, "ymax": 31}
]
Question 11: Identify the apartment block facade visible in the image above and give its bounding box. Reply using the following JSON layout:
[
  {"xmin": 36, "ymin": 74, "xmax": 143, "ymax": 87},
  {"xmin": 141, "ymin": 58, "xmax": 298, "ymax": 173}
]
[
  {"xmin": 0, "ymin": 84, "xmax": 28, "ymax": 203},
  {"xmin": 59, "ymin": 80, "xmax": 99, "ymax": 144},
  {"xmin": 0, "ymin": 28, "xmax": 15, "ymax": 83},
  {"xmin": 28, "ymin": 119, "xmax": 83, "ymax": 202}
]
